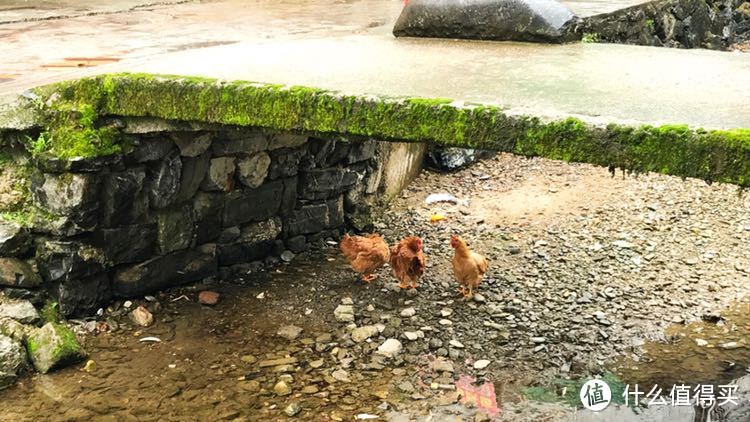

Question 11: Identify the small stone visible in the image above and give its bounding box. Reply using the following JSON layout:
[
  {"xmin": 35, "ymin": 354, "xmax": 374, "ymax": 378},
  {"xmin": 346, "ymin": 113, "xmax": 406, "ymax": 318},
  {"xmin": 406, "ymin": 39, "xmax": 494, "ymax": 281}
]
[
  {"xmin": 685, "ymin": 258, "xmax": 699, "ymax": 266},
  {"xmin": 473, "ymin": 293, "xmax": 486, "ymax": 303},
  {"xmin": 332, "ymin": 369, "xmax": 351, "ymax": 382},
  {"xmin": 280, "ymin": 250, "xmax": 295, "ymax": 262},
  {"xmin": 439, "ymin": 319, "xmax": 453, "ymax": 326},
  {"xmin": 238, "ymin": 380, "xmax": 261, "ymax": 393},
  {"xmin": 431, "ymin": 359, "xmax": 454, "ymax": 373},
  {"xmin": 302, "ymin": 385, "xmax": 319, "ymax": 394},
  {"xmin": 530, "ymin": 337, "xmax": 547, "ymax": 344},
  {"xmin": 341, "ymin": 297, "xmax": 354, "ymax": 305},
  {"xmin": 351, "ymin": 325, "xmax": 379, "ymax": 343},
  {"xmin": 473, "ymin": 360, "xmax": 491, "ymax": 369},
  {"xmin": 720, "ymin": 342, "xmax": 741, "ymax": 350},
  {"xmin": 129, "ymin": 306, "xmax": 153, "ymax": 327},
  {"xmin": 284, "ymin": 402, "xmax": 302, "ymax": 417},
  {"xmin": 198, "ymin": 291, "xmax": 220, "ymax": 306},
  {"xmin": 258, "ymin": 357, "xmax": 298, "ymax": 368},
  {"xmin": 440, "ymin": 308, "xmax": 453, "ymax": 317},
  {"xmin": 310, "ymin": 359, "xmax": 324, "ymax": 369},
  {"xmin": 277, "ymin": 325, "xmax": 303, "ymax": 341},
  {"xmin": 274, "ymin": 380, "xmax": 292, "ymax": 396},
  {"xmin": 334, "ymin": 305, "xmax": 354, "ymax": 322},
  {"xmin": 376, "ymin": 339, "xmax": 403, "ymax": 358},
  {"xmin": 400, "ymin": 307, "xmax": 416, "ymax": 318},
  {"xmin": 448, "ymin": 340, "xmax": 464, "ymax": 349},
  {"xmin": 0, "ymin": 300, "xmax": 39, "ymax": 325},
  {"xmin": 0, "ymin": 334, "xmax": 26, "ymax": 389},
  {"xmin": 612, "ymin": 240, "xmax": 635, "ymax": 249},
  {"xmin": 695, "ymin": 339, "xmax": 708, "ymax": 347},
  {"xmin": 236, "ymin": 152, "xmax": 271, "ymax": 189},
  {"xmin": 398, "ymin": 381, "xmax": 415, "ymax": 393},
  {"xmin": 403, "ymin": 331, "xmax": 420, "ymax": 341},
  {"xmin": 240, "ymin": 355, "xmax": 257, "ymax": 364}
]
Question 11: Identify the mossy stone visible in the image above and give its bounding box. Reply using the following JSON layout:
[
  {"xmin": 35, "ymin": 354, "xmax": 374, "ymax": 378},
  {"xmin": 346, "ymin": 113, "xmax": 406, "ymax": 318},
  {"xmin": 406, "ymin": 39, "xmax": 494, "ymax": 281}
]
[{"xmin": 26, "ymin": 322, "xmax": 86, "ymax": 374}]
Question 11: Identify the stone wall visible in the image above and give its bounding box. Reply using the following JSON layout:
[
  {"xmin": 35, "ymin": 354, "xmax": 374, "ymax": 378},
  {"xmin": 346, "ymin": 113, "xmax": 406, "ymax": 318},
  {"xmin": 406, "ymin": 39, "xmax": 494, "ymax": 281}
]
[
  {"xmin": 569, "ymin": 0, "xmax": 750, "ymax": 50},
  {"xmin": 0, "ymin": 120, "xmax": 422, "ymax": 317}
]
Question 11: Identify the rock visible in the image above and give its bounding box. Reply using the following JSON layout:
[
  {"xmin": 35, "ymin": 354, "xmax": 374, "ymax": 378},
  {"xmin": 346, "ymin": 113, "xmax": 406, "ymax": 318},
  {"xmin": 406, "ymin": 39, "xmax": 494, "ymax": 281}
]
[
  {"xmin": 439, "ymin": 319, "xmax": 453, "ymax": 326},
  {"xmin": 284, "ymin": 402, "xmax": 302, "ymax": 416},
  {"xmin": 100, "ymin": 167, "xmax": 148, "ymax": 227},
  {"xmin": 285, "ymin": 235, "xmax": 308, "ymax": 254},
  {"xmin": 148, "ymin": 150, "xmax": 182, "ymax": 209},
  {"xmin": 268, "ymin": 133, "xmax": 308, "ymax": 150},
  {"xmin": 332, "ymin": 369, "xmax": 351, "ymax": 382},
  {"xmin": 198, "ymin": 291, "xmax": 220, "ymax": 306},
  {"xmin": 720, "ymin": 342, "xmax": 741, "ymax": 350},
  {"xmin": 259, "ymin": 357, "xmax": 298, "ymax": 367},
  {"xmin": 0, "ymin": 318, "xmax": 29, "ymax": 342},
  {"xmin": 334, "ymin": 305, "xmax": 355, "ymax": 322},
  {"xmin": 237, "ymin": 152, "xmax": 271, "ymax": 188},
  {"xmin": 280, "ymin": 250, "xmax": 295, "ymax": 262},
  {"xmin": 0, "ymin": 222, "xmax": 31, "ymax": 256},
  {"xmin": 0, "ymin": 334, "xmax": 26, "ymax": 390},
  {"xmin": 376, "ymin": 338, "xmax": 403, "ymax": 358},
  {"xmin": 268, "ymin": 147, "xmax": 306, "ymax": 179},
  {"xmin": 156, "ymin": 204, "xmax": 194, "ymax": 254},
  {"xmin": 202, "ymin": 157, "xmax": 236, "ymax": 192},
  {"xmin": 212, "ymin": 129, "xmax": 268, "ymax": 155},
  {"xmin": 273, "ymin": 380, "xmax": 292, "ymax": 396},
  {"xmin": 341, "ymin": 297, "xmax": 354, "ymax": 305},
  {"xmin": 432, "ymin": 359, "xmax": 454, "ymax": 373},
  {"xmin": 217, "ymin": 217, "xmax": 283, "ymax": 266},
  {"xmin": 448, "ymin": 340, "xmax": 465, "ymax": 349},
  {"xmin": 403, "ymin": 331, "xmax": 420, "ymax": 341},
  {"xmin": 612, "ymin": 240, "xmax": 635, "ymax": 249},
  {"xmin": 285, "ymin": 197, "xmax": 344, "ymax": 236},
  {"xmin": 129, "ymin": 306, "xmax": 154, "ymax": 327},
  {"xmin": 112, "ymin": 246, "xmax": 217, "ymax": 297},
  {"xmin": 695, "ymin": 339, "xmax": 708, "ymax": 346},
  {"xmin": 351, "ymin": 325, "xmax": 379, "ymax": 342},
  {"xmin": 530, "ymin": 336, "xmax": 547, "ymax": 344},
  {"xmin": 52, "ymin": 273, "xmax": 111, "ymax": 317},
  {"xmin": 222, "ymin": 180, "xmax": 284, "ymax": 226},
  {"xmin": 309, "ymin": 359, "xmax": 325, "ymax": 369},
  {"xmin": 400, "ymin": 307, "xmax": 416, "ymax": 318},
  {"xmin": 31, "ymin": 171, "xmax": 100, "ymax": 232},
  {"xmin": 277, "ymin": 325, "xmax": 303, "ymax": 340},
  {"xmin": 171, "ymin": 132, "xmax": 212, "ymax": 157},
  {"xmin": 0, "ymin": 299, "xmax": 39, "ymax": 325},
  {"xmin": 425, "ymin": 146, "xmax": 495, "ymax": 171},
  {"xmin": 93, "ymin": 224, "xmax": 157, "ymax": 265},
  {"xmin": 0, "ymin": 258, "xmax": 41, "ymax": 288},
  {"xmin": 36, "ymin": 240, "xmax": 107, "ymax": 283},
  {"xmin": 473, "ymin": 293, "xmax": 486, "ymax": 303},
  {"xmin": 394, "ymin": 0, "xmax": 576, "ymax": 43},
  {"xmin": 128, "ymin": 135, "xmax": 174, "ymax": 162},
  {"xmin": 298, "ymin": 168, "xmax": 358, "ymax": 200},
  {"xmin": 474, "ymin": 360, "xmax": 491, "ymax": 369},
  {"xmin": 345, "ymin": 140, "xmax": 378, "ymax": 164},
  {"xmin": 301, "ymin": 385, "xmax": 319, "ymax": 394},
  {"xmin": 176, "ymin": 151, "xmax": 210, "ymax": 201},
  {"xmin": 26, "ymin": 322, "xmax": 86, "ymax": 374},
  {"xmin": 440, "ymin": 308, "xmax": 453, "ymax": 317},
  {"xmin": 193, "ymin": 192, "xmax": 225, "ymax": 244},
  {"xmin": 237, "ymin": 380, "xmax": 261, "ymax": 393},
  {"xmin": 398, "ymin": 381, "xmax": 415, "ymax": 393}
]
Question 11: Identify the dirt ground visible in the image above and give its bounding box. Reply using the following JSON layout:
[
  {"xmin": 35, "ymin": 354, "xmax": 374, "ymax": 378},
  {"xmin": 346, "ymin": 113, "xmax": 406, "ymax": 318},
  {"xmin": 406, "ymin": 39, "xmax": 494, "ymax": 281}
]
[{"xmin": 1, "ymin": 153, "xmax": 750, "ymax": 421}]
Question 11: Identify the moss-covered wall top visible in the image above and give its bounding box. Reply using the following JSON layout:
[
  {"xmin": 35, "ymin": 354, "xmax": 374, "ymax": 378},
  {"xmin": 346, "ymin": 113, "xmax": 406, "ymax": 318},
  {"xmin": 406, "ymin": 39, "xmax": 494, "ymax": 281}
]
[{"xmin": 6, "ymin": 72, "xmax": 750, "ymax": 187}]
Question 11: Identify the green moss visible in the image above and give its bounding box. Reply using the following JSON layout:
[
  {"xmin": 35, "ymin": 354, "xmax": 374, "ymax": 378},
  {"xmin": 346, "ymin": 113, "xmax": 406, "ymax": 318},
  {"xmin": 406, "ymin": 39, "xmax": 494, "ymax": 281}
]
[
  {"xmin": 41, "ymin": 302, "xmax": 60, "ymax": 324},
  {"xmin": 24, "ymin": 73, "xmax": 750, "ymax": 187},
  {"xmin": 51, "ymin": 323, "xmax": 84, "ymax": 361},
  {"xmin": 645, "ymin": 19, "xmax": 655, "ymax": 31},
  {"xmin": 582, "ymin": 33, "xmax": 599, "ymax": 43},
  {"xmin": 0, "ymin": 205, "xmax": 61, "ymax": 228},
  {"xmin": 26, "ymin": 336, "xmax": 40, "ymax": 357}
]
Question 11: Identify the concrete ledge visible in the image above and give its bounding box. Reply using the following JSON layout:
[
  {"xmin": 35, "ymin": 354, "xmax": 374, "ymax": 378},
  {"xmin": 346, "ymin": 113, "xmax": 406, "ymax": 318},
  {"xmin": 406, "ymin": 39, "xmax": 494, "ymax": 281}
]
[{"xmin": 23, "ymin": 73, "xmax": 750, "ymax": 187}]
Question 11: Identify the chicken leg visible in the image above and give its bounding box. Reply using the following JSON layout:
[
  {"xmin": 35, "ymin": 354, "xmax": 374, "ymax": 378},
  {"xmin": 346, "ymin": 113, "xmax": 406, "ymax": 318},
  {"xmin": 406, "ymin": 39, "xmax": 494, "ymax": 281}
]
[{"xmin": 362, "ymin": 274, "xmax": 378, "ymax": 283}]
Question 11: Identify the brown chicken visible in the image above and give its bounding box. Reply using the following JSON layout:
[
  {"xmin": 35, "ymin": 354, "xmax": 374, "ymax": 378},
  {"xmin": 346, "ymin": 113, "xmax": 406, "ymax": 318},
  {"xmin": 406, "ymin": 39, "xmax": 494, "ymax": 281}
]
[
  {"xmin": 390, "ymin": 236, "xmax": 427, "ymax": 289},
  {"xmin": 339, "ymin": 233, "xmax": 391, "ymax": 283},
  {"xmin": 451, "ymin": 235, "xmax": 489, "ymax": 298}
]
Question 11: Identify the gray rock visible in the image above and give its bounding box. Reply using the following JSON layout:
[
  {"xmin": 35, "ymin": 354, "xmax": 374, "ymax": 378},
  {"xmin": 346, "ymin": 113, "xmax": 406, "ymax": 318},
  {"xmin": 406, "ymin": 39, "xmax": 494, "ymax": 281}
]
[
  {"xmin": 156, "ymin": 204, "xmax": 194, "ymax": 254},
  {"xmin": 0, "ymin": 222, "xmax": 31, "ymax": 256},
  {"xmin": 128, "ymin": 136, "xmax": 174, "ymax": 162},
  {"xmin": 202, "ymin": 156, "xmax": 236, "ymax": 192},
  {"xmin": 212, "ymin": 129, "xmax": 269, "ymax": 155},
  {"xmin": 52, "ymin": 273, "xmax": 111, "ymax": 317},
  {"xmin": 268, "ymin": 133, "xmax": 308, "ymax": 150},
  {"xmin": 376, "ymin": 338, "xmax": 403, "ymax": 358},
  {"xmin": 112, "ymin": 245, "xmax": 217, "ymax": 297},
  {"xmin": 36, "ymin": 240, "xmax": 107, "ymax": 283},
  {"xmin": 31, "ymin": 171, "xmax": 100, "ymax": 232},
  {"xmin": 394, "ymin": 0, "xmax": 577, "ymax": 43},
  {"xmin": 298, "ymin": 168, "xmax": 358, "ymax": 200},
  {"xmin": 273, "ymin": 380, "xmax": 292, "ymax": 396},
  {"xmin": 285, "ymin": 235, "xmax": 308, "ymax": 254},
  {"xmin": 171, "ymin": 132, "xmax": 212, "ymax": 157},
  {"xmin": 332, "ymin": 368, "xmax": 351, "ymax": 382},
  {"xmin": 100, "ymin": 167, "xmax": 148, "ymax": 227},
  {"xmin": 280, "ymin": 250, "xmax": 295, "ymax": 262},
  {"xmin": 0, "ymin": 299, "xmax": 39, "ymax": 325},
  {"xmin": 217, "ymin": 217, "xmax": 282, "ymax": 266},
  {"xmin": 148, "ymin": 150, "xmax": 182, "ymax": 209},
  {"xmin": 237, "ymin": 152, "xmax": 271, "ymax": 188},
  {"xmin": 334, "ymin": 305, "xmax": 355, "ymax": 322},
  {"xmin": 400, "ymin": 307, "xmax": 416, "ymax": 318},
  {"xmin": 346, "ymin": 140, "xmax": 378, "ymax": 164},
  {"xmin": 285, "ymin": 197, "xmax": 344, "ymax": 236},
  {"xmin": 0, "ymin": 318, "xmax": 29, "ymax": 343},
  {"xmin": 176, "ymin": 151, "xmax": 210, "ymax": 202},
  {"xmin": 0, "ymin": 334, "xmax": 26, "ymax": 390},
  {"xmin": 351, "ymin": 325, "xmax": 379, "ymax": 342},
  {"xmin": 0, "ymin": 258, "xmax": 41, "ymax": 288},
  {"xmin": 129, "ymin": 306, "xmax": 154, "ymax": 327},
  {"xmin": 222, "ymin": 180, "xmax": 284, "ymax": 226},
  {"xmin": 277, "ymin": 324, "xmax": 303, "ymax": 340},
  {"xmin": 268, "ymin": 147, "xmax": 306, "ymax": 180},
  {"xmin": 284, "ymin": 402, "xmax": 302, "ymax": 417},
  {"xmin": 474, "ymin": 359, "xmax": 491, "ymax": 369},
  {"xmin": 27, "ymin": 322, "xmax": 86, "ymax": 374},
  {"xmin": 426, "ymin": 146, "xmax": 495, "ymax": 172},
  {"xmin": 193, "ymin": 192, "xmax": 225, "ymax": 244},
  {"xmin": 93, "ymin": 224, "xmax": 157, "ymax": 265}
]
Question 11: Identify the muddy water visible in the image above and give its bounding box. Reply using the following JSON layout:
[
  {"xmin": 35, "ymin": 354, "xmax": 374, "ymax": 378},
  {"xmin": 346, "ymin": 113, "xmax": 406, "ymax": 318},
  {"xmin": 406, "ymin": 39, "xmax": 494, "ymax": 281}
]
[{"xmin": 0, "ymin": 251, "xmax": 410, "ymax": 421}]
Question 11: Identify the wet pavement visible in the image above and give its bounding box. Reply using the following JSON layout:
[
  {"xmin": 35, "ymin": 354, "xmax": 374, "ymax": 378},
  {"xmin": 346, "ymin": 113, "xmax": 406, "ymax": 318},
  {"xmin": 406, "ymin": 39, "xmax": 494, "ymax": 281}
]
[{"xmin": 1, "ymin": 0, "xmax": 749, "ymax": 129}]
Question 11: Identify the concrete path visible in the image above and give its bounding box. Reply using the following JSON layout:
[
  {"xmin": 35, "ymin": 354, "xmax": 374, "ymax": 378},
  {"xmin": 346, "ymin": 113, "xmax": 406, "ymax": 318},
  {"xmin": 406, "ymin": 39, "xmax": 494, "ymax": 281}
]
[{"xmin": 1, "ymin": 0, "xmax": 748, "ymax": 129}]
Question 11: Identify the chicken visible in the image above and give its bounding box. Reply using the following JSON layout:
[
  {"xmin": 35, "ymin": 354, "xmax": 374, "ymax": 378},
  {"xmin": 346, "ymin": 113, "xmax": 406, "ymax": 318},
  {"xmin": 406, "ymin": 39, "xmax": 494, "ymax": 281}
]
[
  {"xmin": 339, "ymin": 233, "xmax": 391, "ymax": 283},
  {"xmin": 390, "ymin": 236, "xmax": 427, "ymax": 289},
  {"xmin": 450, "ymin": 235, "xmax": 488, "ymax": 298}
]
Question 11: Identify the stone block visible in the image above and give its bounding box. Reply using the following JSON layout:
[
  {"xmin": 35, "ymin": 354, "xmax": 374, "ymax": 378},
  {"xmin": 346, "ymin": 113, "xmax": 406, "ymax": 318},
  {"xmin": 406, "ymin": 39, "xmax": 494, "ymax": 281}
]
[
  {"xmin": 100, "ymin": 167, "xmax": 147, "ymax": 227},
  {"xmin": 0, "ymin": 222, "xmax": 31, "ymax": 257},
  {"xmin": 53, "ymin": 273, "xmax": 111, "ymax": 317},
  {"xmin": 171, "ymin": 132, "xmax": 212, "ymax": 157},
  {"xmin": 237, "ymin": 152, "xmax": 271, "ymax": 188},
  {"xmin": 31, "ymin": 171, "xmax": 100, "ymax": 232},
  {"xmin": 212, "ymin": 129, "xmax": 268, "ymax": 155},
  {"xmin": 156, "ymin": 204, "xmax": 194, "ymax": 254},
  {"xmin": 93, "ymin": 224, "xmax": 156, "ymax": 265},
  {"xmin": 298, "ymin": 168, "xmax": 358, "ymax": 200},
  {"xmin": 223, "ymin": 180, "xmax": 283, "ymax": 227},
  {"xmin": 0, "ymin": 258, "xmax": 41, "ymax": 288},
  {"xmin": 176, "ymin": 151, "xmax": 210, "ymax": 202},
  {"xmin": 193, "ymin": 192, "xmax": 224, "ymax": 244},
  {"xmin": 285, "ymin": 196, "xmax": 344, "ymax": 236},
  {"xmin": 36, "ymin": 240, "xmax": 108, "ymax": 283},
  {"xmin": 201, "ymin": 156, "xmax": 236, "ymax": 192},
  {"xmin": 148, "ymin": 150, "xmax": 182, "ymax": 209}
]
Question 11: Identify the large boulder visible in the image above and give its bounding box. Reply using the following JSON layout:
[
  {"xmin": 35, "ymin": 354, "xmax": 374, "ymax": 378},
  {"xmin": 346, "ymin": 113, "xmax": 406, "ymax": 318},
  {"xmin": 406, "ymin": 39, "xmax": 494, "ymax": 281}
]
[
  {"xmin": 0, "ymin": 334, "xmax": 27, "ymax": 390},
  {"xmin": 26, "ymin": 322, "xmax": 86, "ymax": 374},
  {"xmin": 393, "ymin": 0, "xmax": 577, "ymax": 43},
  {"xmin": 0, "ymin": 299, "xmax": 40, "ymax": 325}
]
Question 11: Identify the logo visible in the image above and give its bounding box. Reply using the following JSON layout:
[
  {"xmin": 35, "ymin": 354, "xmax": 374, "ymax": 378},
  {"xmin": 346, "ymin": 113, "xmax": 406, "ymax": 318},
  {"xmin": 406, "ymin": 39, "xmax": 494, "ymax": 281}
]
[{"xmin": 580, "ymin": 379, "xmax": 612, "ymax": 411}]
